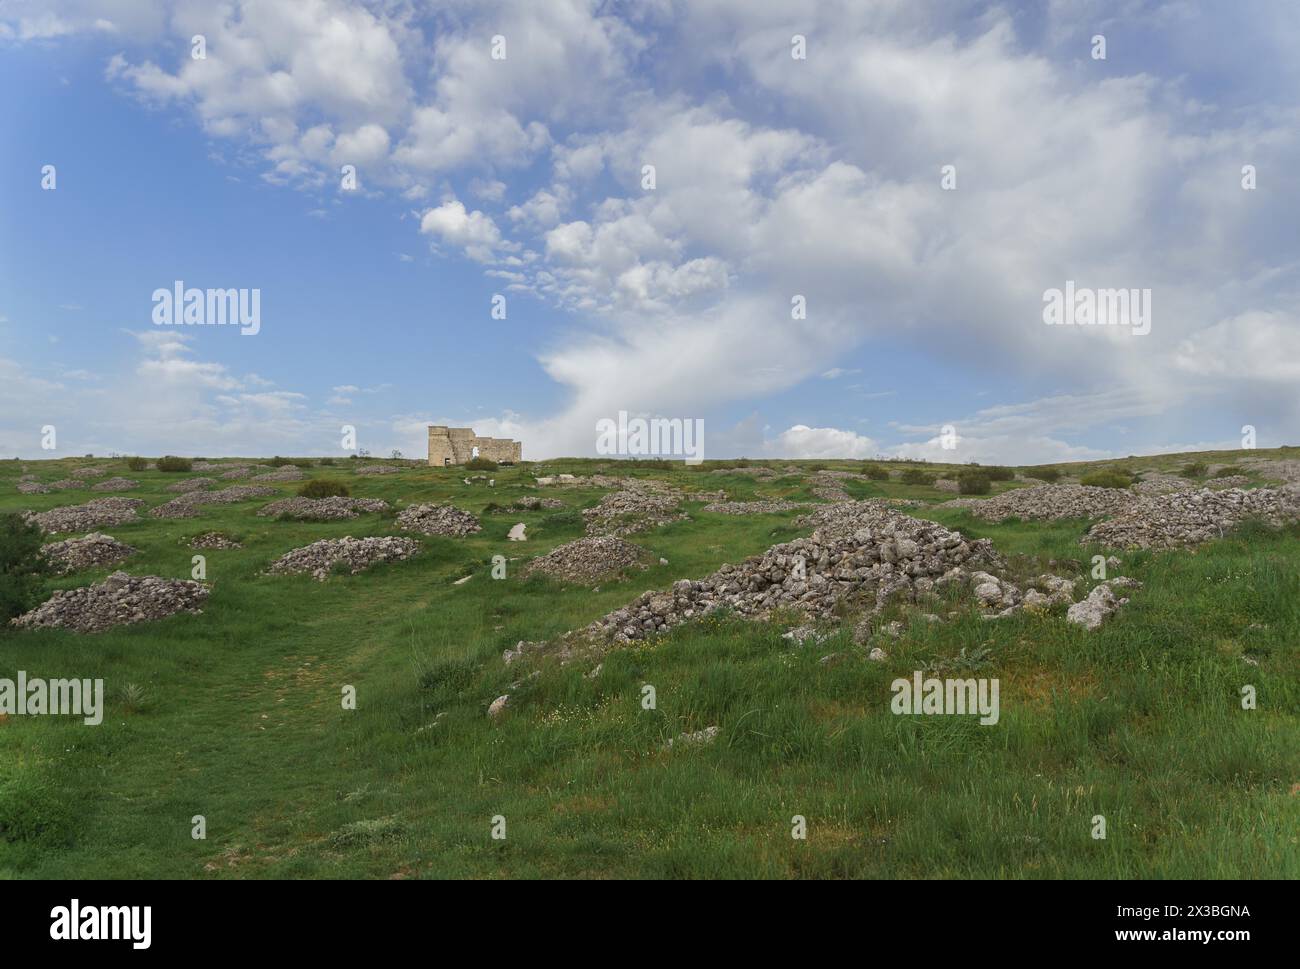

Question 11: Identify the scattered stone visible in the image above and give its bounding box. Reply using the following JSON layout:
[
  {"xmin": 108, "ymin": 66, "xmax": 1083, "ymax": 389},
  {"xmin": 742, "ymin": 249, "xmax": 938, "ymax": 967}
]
[
  {"xmin": 257, "ymin": 496, "xmax": 389, "ymax": 520},
  {"xmin": 663, "ymin": 725, "xmax": 718, "ymax": 750},
  {"xmin": 396, "ymin": 503, "xmax": 482, "ymax": 537},
  {"xmin": 267, "ymin": 536, "xmax": 423, "ymax": 581},
  {"xmin": 188, "ymin": 532, "xmax": 243, "ymax": 550},
  {"xmin": 512, "ymin": 496, "xmax": 565, "ymax": 510},
  {"xmin": 26, "ymin": 497, "xmax": 145, "ymax": 534},
  {"xmin": 10, "ymin": 571, "xmax": 209, "ymax": 634},
  {"xmin": 48, "ymin": 479, "xmax": 86, "ymax": 490},
  {"xmin": 1085, "ymin": 486, "xmax": 1300, "ymax": 549},
  {"xmin": 251, "ymin": 467, "xmax": 306, "ymax": 482},
  {"xmin": 520, "ymin": 536, "xmax": 647, "ymax": 584},
  {"xmin": 1065, "ymin": 578, "xmax": 1142, "ymax": 630},
  {"xmin": 41, "ymin": 533, "xmax": 137, "ymax": 574},
  {"xmin": 150, "ymin": 486, "xmax": 278, "ymax": 519},
  {"xmin": 868, "ymin": 647, "xmax": 888, "ymax": 662},
  {"xmin": 1204, "ymin": 475, "xmax": 1251, "ymax": 489},
  {"xmin": 16, "ymin": 481, "xmax": 50, "ymax": 494},
  {"xmin": 90, "ymin": 477, "xmax": 139, "ymax": 492},
  {"xmin": 507, "ymin": 523, "xmax": 527, "ymax": 541},
  {"xmin": 488, "ymin": 695, "xmax": 510, "ymax": 718},
  {"xmin": 69, "ymin": 467, "xmax": 107, "ymax": 479},
  {"xmin": 354, "ymin": 464, "xmax": 401, "ymax": 475}
]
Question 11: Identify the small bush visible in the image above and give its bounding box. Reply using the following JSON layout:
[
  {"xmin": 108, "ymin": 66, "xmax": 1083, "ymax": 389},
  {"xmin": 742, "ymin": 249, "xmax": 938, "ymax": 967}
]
[
  {"xmin": 125, "ymin": 456, "xmax": 148, "ymax": 472},
  {"xmin": 861, "ymin": 463, "xmax": 890, "ymax": 480},
  {"xmin": 1026, "ymin": 467, "xmax": 1061, "ymax": 483},
  {"xmin": 1080, "ymin": 470, "xmax": 1133, "ymax": 489},
  {"xmin": 298, "ymin": 479, "xmax": 350, "ymax": 499},
  {"xmin": 900, "ymin": 469, "xmax": 936, "ymax": 486},
  {"xmin": 0, "ymin": 513, "xmax": 50, "ymax": 623},
  {"xmin": 318, "ymin": 457, "xmax": 335, "ymax": 466},
  {"xmin": 957, "ymin": 471, "xmax": 992, "ymax": 494},
  {"xmin": 156, "ymin": 455, "xmax": 192, "ymax": 472},
  {"xmin": 984, "ymin": 466, "xmax": 1015, "ymax": 481},
  {"xmin": 464, "ymin": 457, "xmax": 498, "ymax": 471},
  {"xmin": 1180, "ymin": 462, "xmax": 1208, "ymax": 478}
]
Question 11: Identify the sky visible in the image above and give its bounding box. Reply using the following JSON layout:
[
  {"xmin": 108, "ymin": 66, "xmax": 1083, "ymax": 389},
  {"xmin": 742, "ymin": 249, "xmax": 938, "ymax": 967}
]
[{"xmin": 1, "ymin": 0, "xmax": 1298, "ymax": 463}]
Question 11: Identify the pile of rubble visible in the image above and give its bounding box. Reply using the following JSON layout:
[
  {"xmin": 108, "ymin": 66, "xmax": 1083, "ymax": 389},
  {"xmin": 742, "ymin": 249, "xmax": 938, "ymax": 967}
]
[
  {"xmin": 1204, "ymin": 475, "xmax": 1251, "ymax": 489},
  {"xmin": 581, "ymin": 483, "xmax": 711, "ymax": 536},
  {"xmin": 166, "ymin": 477, "xmax": 217, "ymax": 493},
  {"xmin": 267, "ymin": 536, "xmax": 423, "ymax": 581},
  {"xmin": 1238, "ymin": 458, "xmax": 1300, "ymax": 483},
  {"xmin": 10, "ymin": 571, "xmax": 209, "ymax": 633},
  {"xmin": 1066, "ymin": 577, "xmax": 1142, "ymax": 630},
  {"xmin": 1133, "ymin": 473, "xmax": 1189, "ymax": 495},
  {"xmin": 354, "ymin": 464, "xmax": 400, "ymax": 475},
  {"xmin": 48, "ymin": 479, "xmax": 86, "ymax": 490},
  {"xmin": 90, "ymin": 477, "xmax": 140, "ymax": 492},
  {"xmin": 535, "ymin": 473, "xmax": 627, "ymax": 488},
  {"xmin": 513, "ymin": 496, "xmax": 565, "ymax": 511},
  {"xmin": 701, "ymin": 499, "xmax": 806, "ymax": 515},
  {"xmin": 40, "ymin": 532, "xmax": 137, "ymax": 574},
  {"xmin": 584, "ymin": 502, "xmax": 1010, "ymax": 644},
  {"xmin": 26, "ymin": 497, "xmax": 145, "ymax": 534},
  {"xmin": 940, "ymin": 484, "xmax": 1137, "ymax": 522},
  {"xmin": 257, "ymin": 496, "xmax": 389, "ymax": 520},
  {"xmin": 1084, "ymin": 485, "xmax": 1300, "ymax": 549},
  {"xmin": 396, "ymin": 503, "xmax": 482, "ymax": 537},
  {"xmin": 521, "ymin": 536, "xmax": 648, "ymax": 584},
  {"xmin": 16, "ymin": 480, "xmax": 50, "ymax": 494},
  {"xmin": 219, "ymin": 466, "xmax": 255, "ymax": 479},
  {"xmin": 251, "ymin": 467, "xmax": 305, "ymax": 482},
  {"xmin": 69, "ymin": 467, "xmax": 106, "ymax": 479},
  {"xmin": 189, "ymin": 532, "xmax": 243, "ymax": 550},
  {"xmin": 149, "ymin": 486, "xmax": 278, "ymax": 519}
]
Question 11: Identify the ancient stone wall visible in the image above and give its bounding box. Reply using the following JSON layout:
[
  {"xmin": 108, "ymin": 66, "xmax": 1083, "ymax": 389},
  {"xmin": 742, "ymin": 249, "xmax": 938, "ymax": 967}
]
[{"xmin": 427, "ymin": 426, "xmax": 522, "ymax": 465}]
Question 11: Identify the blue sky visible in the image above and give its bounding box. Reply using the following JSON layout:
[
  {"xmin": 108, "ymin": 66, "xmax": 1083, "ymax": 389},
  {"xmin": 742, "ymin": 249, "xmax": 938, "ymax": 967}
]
[{"xmin": 2, "ymin": 0, "xmax": 1298, "ymax": 462}]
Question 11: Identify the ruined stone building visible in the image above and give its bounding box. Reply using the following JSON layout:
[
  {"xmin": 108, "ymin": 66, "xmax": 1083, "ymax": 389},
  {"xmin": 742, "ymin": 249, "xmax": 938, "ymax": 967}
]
[{"xmin": 427, "ymin": 425, "xmax": 522, "ymax": 466}]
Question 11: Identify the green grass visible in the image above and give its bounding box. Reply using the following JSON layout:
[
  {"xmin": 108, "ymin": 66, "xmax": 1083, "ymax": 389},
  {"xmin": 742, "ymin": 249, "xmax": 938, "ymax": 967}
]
[{"xmin": 0, "ymin": 452, "xmax": 1296, "ymax": 878}]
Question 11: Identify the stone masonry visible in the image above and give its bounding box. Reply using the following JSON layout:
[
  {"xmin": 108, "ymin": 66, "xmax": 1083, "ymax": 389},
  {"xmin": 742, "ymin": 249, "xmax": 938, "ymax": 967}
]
[{"xmin": 427, "ymin": 425, "xmax": 522, "ymax": 466}]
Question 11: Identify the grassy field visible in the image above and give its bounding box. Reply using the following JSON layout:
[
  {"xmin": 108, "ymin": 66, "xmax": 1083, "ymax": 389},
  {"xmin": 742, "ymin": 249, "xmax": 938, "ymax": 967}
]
[{"xmin": 1, "ymin": 451, "xmax": 1297, "ymax": 879}]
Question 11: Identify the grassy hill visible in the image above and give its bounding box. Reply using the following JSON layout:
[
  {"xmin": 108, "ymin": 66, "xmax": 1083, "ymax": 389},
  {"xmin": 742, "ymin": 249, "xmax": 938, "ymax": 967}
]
[{"xmin": 0, "ymin": 450, "xmax": 1296, "ymax": 878}]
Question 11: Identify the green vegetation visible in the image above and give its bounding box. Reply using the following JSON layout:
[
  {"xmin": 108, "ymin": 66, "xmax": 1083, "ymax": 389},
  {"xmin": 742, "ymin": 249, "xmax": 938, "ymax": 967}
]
[
  {"xmin": 125, "ymin": 457, "xmax": 149, "ymax": 472},
  {"xmin": 155, "ymin": 456, "xmax": 192, "ymax": 472},
  {"xmin": 1079, "ymin": 470, "xmax": 1133, "ymax": 489},
  {"xmin": 861, "ymin": 463, "xmax": 890, "ymax": 480},
  {"xmin": 297, "ymin": 479, "xmax": 350, "ymax": 499},
  {"xmin": 1024, "ymin": 466, "xmax": 1061, "ymax": 483},
  {"xmin": 900, "ymin": 468, "xmax": 936, "ymax": 486},
  {"xmin": 957, "ymin": 470, "xmax": 991, "ymax": 494},
  {"xmin": 464, "ymin": 457, "xmax": 499, "ymax": 471},
  {"xmin": 0, "ymin": 448, "xmax": 1296, "ymax": 879},
  {"xmin": 1181, "ymin": 462, "xmax": 1208, "ymax": 479},
  {"xmin": 0, "ymin": 512, "xmax": 49, "ymax": 622}
]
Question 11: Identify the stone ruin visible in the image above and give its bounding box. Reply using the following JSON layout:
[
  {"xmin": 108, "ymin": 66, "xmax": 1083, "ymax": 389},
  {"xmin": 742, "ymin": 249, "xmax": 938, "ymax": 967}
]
[{"xmin": 427, "ymin": 425, "xmax": 522, "ymax": 466}]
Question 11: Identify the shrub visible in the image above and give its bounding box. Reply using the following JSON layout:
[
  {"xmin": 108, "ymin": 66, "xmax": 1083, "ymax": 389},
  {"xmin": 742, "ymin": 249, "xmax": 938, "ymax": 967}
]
[
  {"xmin": 125, "ymin": 456, "xmax": 148, "ymax": 472},
  {"xmin": 270, "ymin": 456, "xmax": 313, "ymax": 468},
  {"xmin": 298, "ymin": 479, "xmax": 350, "ymax": 499},
  {"xmin": 861, "ymin": 463, "xmax": 890, "ymax": 480},
  {"xmin": 984, "ymin": 466, "xmax": 1015, "ymax": 481},
  {"xmin": 900, "ymin": 469, "xmax": 936, "ymax": 486},
  {"xmin": 957, "ymin": 471, "xmax": 992, "ymax": 494},
  {"xmin": 156, "ymin": 455, "xmax": 192, "ymax": 472},
  {"xmin": 318, "ymin": 457, "xmax": 335, "ymax": 466},
  {"xmin": 0, "ymin": 513, "xmax": 49, "ymax": 623},
  {"xmin": 1180, "ymin": 462, "xmax": 1208, "ymax": 479},
  {"xmin": 464, "ymin": 457, "xmax": 498, "ymax": 471},
  {"xmin": 1026, "ymin": 466, "xmax": 1061, "ymax": 483},
  {"xmin": 1080, "ymin": 470, "xmax": 1133, "ymax": 489}
]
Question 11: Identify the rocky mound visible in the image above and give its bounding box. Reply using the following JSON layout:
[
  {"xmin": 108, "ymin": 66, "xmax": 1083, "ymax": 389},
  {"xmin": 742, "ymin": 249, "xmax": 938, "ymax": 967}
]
[
  {"xmin": 150, "ymin": 486, "xmax": 278, "ymax": 519},
  {"xmin": 354, "ymin": 464, "xmax": 400, "ymax": 475},
  {"xmin": 585, "ymin": 502, "xmax": 1011, "ymax": 644},
  {"xmin": 257, "ymin": 496, "xmax": 389, "ymax": 520},
  {"xmin": 1084, "ymin": 486, "xmax": 1300, "ymax": 549},
  {"xmin": 16, "ymin": 481, "xmax": 50, "ymax": 494},
  {"xmin": 1133, "ymin": 473, "xmax": 1189, "ymax": 495},
  {"xmin": 90, "ymin": 476, "xmax": 140, "ymax": 492},
  {"xmin": 69, "ymin": 467, "xmax": 107, "ymax": 479},
  {"xmin": 941, "ymin": 484, "xmax": 1137, "ymax": 522},
  {"xmin": 26, "ymin": 497, "xmax": 145, "ymax": 534},
  {"xmin": 267, "ymin": 536, "xmax": 423, "ymax": 581},
  {"xmin": 521, "ymin": 536, "xmax": 648, "ymax": 583},
  {"xmin": 396, "ymin": 503, "xmax": 482, "ymax": 537},
  {"xmin": 10, "ymin": 571, "xmax": 209, "ymax": 633},
  {"xmin": 189, "ymin": 532, "xmax": 243, "ymax": 549},
  {"xmin": 41, "ymin": 533, "xmax": 137, "ymax": 574},
  {"xmin": 701, "ymin": 499, "xmax": 806, "ymax": 514},
  {"xmin": 48, "ymin": 479, "xmax": 86, "ymax": 490},
  {"xmin": 219, "ymin": 466, "xmax": 255, "ymax": 479},
  {"xmin": 583, "ymin": 487, "xmax": 686, "ymax": 536},
  {"xmin": 251, "ymin": 467, "xmax": 305, "ymax": 482},
  {"xmin": 166, "ymin": 477, "xmax": 217, "ymax": 493},
  {"xmin": 1204, "ymin": 475, "xmax": 1251, "ymax": 489}
]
